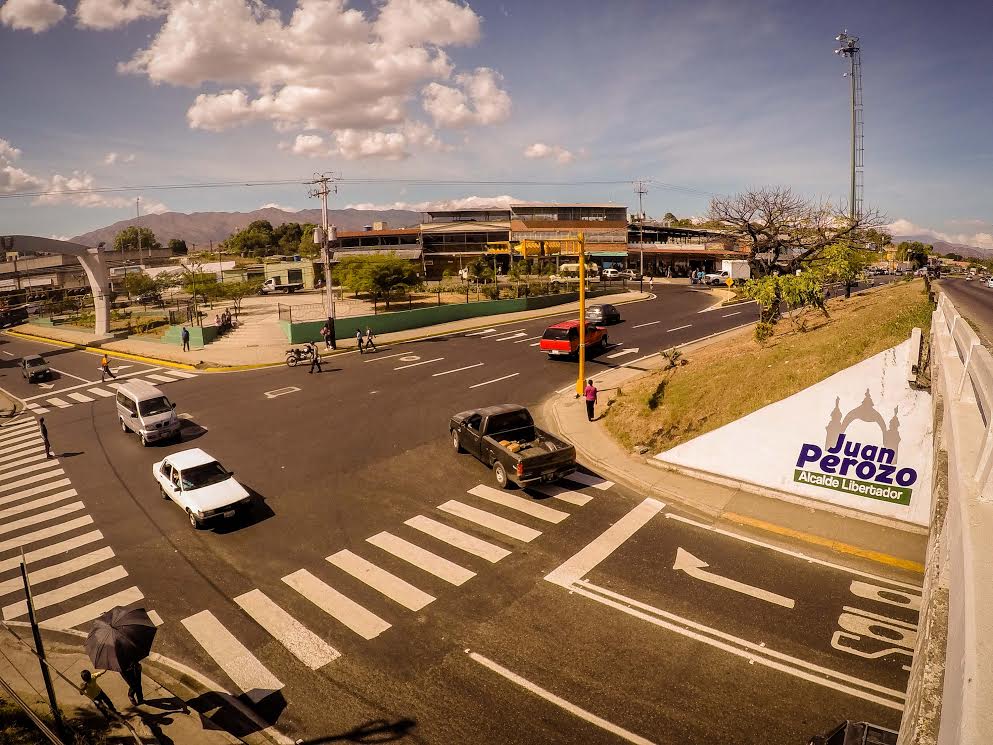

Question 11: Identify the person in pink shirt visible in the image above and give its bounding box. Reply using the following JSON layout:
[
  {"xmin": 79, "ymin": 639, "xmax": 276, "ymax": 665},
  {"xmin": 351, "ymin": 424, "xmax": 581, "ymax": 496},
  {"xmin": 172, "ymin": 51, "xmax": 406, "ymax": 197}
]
[{"xmin": 583, "ymin": 379, "xmax": 598, "ymax": 421}]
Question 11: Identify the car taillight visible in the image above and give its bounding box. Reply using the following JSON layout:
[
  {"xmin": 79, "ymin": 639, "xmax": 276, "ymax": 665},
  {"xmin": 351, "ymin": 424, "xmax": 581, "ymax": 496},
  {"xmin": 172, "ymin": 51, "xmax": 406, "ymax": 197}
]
[{"xmin": 516, "ymin": 462, "xmax": 524, "ymax": 476}]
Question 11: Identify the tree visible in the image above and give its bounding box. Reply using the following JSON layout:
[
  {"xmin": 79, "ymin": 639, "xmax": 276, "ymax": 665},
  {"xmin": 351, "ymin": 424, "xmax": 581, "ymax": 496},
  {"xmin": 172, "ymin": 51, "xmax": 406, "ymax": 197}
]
[
  {"xmin": 223, "ymin": 220, "xmax": 276, "ymax": 257},
  {"xmin": 895, "ymin": 241, "xmax": 932, "ymax": 269},
  {"xmin": 218, "ymin": 279, "xmax": 262, "ymax": 317},
  {"xmin": 121, "ymin": 271, "xmax": 158, "ymax": 299},
  {"xmin": 706, "ymin": 186, "xmax": 884, "ymax": 276},
  {"xmin": 367, "ymin": 257, "xmax": 420, "ymax": 308},
  {"xmin": 862, "ymin": 228, "xmax": 892, "ymax": 250},
  {"xmin": 114, "ymin": 226, "xmax": 161, "ymax": 253},
  {"xmin": 744, "ymin": 272, "xmax": 827, "ymax": 341},
  {"xmin": 167, "ymin": 238, "xmax": 188, "ymax": 254},
  {"xmin": 945, "ymin": 253, "xmax": 963, "ymax": 262},
  {"xmin": 661, "ymin": 212, "xmax": 677, "ymax": 226},
  {"xmin": 816, "ymin": 242, "xmax": 873, "ymax": 298}
]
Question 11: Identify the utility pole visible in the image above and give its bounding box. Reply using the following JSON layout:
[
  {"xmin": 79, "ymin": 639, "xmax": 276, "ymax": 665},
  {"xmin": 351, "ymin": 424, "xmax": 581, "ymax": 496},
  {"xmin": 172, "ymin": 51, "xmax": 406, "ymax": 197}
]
[
  {"xmin": 136, "ymin": 196, "xmax": 142, "ymax": 260},
  {"xmin": 575, "ymin": 232, "xmax": 587, "ymax": 398},
  {"xmin": 308, "ymin": 173, "xmax": 338, "ymax": 349},
  {"xmin": 634, "ymin": 179, "xmax": 648, "ymax": 276},
  {"xmin": 835, "ymin": 31, "xmax": 863, "ymax": 220},
  {"xmin": 19, "ymin": 555, "xmax": 67, "ymax": 741}
]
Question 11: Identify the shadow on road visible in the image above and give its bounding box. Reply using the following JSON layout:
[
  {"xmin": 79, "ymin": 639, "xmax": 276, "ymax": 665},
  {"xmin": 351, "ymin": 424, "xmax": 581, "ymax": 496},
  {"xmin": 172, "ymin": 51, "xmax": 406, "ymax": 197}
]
[
  {"xmin": 211, "ymin": 487, "xmax": 275, "ymax": 534},
  {"xmin": 297, "ymin": 717, "xmax": 418, "ymax": 743}
]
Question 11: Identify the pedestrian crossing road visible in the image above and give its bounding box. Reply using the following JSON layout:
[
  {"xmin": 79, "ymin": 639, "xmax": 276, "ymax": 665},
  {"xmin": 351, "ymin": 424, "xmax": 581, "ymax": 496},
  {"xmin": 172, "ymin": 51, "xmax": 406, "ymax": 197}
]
[
  {"xmin": 21, "ymin": 368, "xmax": 197, "ymax": 415},
  {"xmin": 174, "ymin": 472, "xmax": 612, "ymax": 701},
  {"xmin": 0, "ymin": 417, "xmax": 148, "ymax": 630}
]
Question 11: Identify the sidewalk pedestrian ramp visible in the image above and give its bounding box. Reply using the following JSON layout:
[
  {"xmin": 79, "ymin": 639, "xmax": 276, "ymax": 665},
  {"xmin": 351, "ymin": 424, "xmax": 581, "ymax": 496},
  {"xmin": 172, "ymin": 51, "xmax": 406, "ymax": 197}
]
[
  {"xmin": 0, "ymin": 418, "xmax": 147, "ymax": 631},
  {"xmin": 178, "ymin": 472, "xmax": 611, "ymax": 694}
]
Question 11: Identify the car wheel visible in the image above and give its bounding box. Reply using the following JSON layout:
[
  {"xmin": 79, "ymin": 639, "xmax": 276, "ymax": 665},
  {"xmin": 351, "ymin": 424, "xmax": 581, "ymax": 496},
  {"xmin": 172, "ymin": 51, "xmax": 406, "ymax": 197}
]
[
  {"xmin": 120, "ymin": 418, "xmax": 129, "ymax": 433},
  {"xmin": 493, "ymin": 462, "xmax": 510, "ymax": 489},
  {"xmin": 187, "ymin": 510, "xmax": 203, "ymax": 530},
  {"xmin": 452, "ymin": 429, "xmax": 463, "ymax": 453},
  {"xmin": 140, "ymin": 434, "xmax": 149, "ymax": 447}
]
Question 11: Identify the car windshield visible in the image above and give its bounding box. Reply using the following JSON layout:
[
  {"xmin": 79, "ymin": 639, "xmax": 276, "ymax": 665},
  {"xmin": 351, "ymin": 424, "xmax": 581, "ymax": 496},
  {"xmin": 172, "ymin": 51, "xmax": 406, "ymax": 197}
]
[
  {"xmin": 25, "ymin": 358, "xmax": 45, "ymax": 367},
  {"xmin": 542, "ymin": 327, "xmax": 571, "ymax": 340},
  {"xmin": 139, "ymin": 396, "xmax": 172, "ymax": 416},
  {"xmin": 180, "ymin": 462, "xmax": 230, "ymax": 490}
]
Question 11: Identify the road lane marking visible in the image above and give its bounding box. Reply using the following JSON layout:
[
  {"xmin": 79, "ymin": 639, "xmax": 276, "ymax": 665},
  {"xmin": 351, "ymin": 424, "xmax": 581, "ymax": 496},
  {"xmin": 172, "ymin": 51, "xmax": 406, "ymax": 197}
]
[
  {"xmin": 667, "ymin": 324, "xmax": 692, "ymax": 332},
  {"xmin": 464, "ymin": 328, "xmax": 496, "ymax": 336},
  {"xmin": 631, "ymin": 321, "xmax": 660, "ymax": 328},
  {"xmin": 0, "ymin": 430, "xmax": 40, "ymax": 448},
  {"xmin": 327, "ymin": 549, "xmax": 435, "ymax": 611},
  {"xmin": 0, "ymin": 515, "xmax": 92, "ymax": 553},
  {"xmin": 529, "ymin": 342, "xmax": 541, "ymax": 347},
  {"xmin": 669, "ymin": 513, "xmax": 925, "ymax": 580},
  {"xmin": 0, "ymin": 547, "xmax": 116, "ymax": 598},
  {"xmin": 404, "ymin": 516, "xmax": 511, "ymax": 562},
  {"xmin": 3, "ymin": 565, "xmax": 128, "ymax": 619},
  {"xmin": 87, "ymin": 388, "xmax": 116, "ymax": 398},
  {"xmin": 468, "ymin": 652, "xmax": 656, "ymax": 745},
  {"xmin": 264, "ymin": 386, "xmax": 300, "ymax": 399},
  {"xmin": 234, "ymin": 589, "xmax": 341, "ymax": 669},
  {"xmin": 545, "ymin": 498, "xmax": 664, "ymax": 587},
  {"xmin": 0, "ymin": 452, "xmax": 48, "ymax": 472},
  {"xmin": 283, "ymin": 568, "xmax": 391, "ymax": 640},
  {"xmin": 0, "ymin": 489, "xmax": 78, "ymax": 520},
  {"xmin": 494, "ymin": 332, "xmax": 528, "ymax": 341},
  {"xmin": 0, "ymin": 461, "xmax": 68, "ymax": 484},
  {"xmin": 843, "ymin": 605, "xmax": 918, "ymax": 630},
  {"xmin": 363, "ymin": 352, "xmax": 406, "ymax": 363},
  {"xmin": 394, "ymin": 357, "xmax": 444, "ymax": 370},
  {"xmin": 0, "ymin": 446, "xmax": 45, "ymax": 465},
  {"xmin": 438, "ymin": 500, "xmax": 541, "ymax": 542},
  {"xmin": 606, "ymin": 348, "xmax": 639, "ymax": 359},
  {"xmin": 180, "ymin": 610, "xmax": 284, "ymax": 697},
  {"xmin": 513, "ymin": 336, "xmax": 542, "ymax": 343},
  {"xmin": 26, "ymin": 404, "xmax": 50, "ymax": 414},
  {"xmin": 45, "ymin": 397, "xmax": 71, "ymax": 409},
  {"xmin": 49, "ymin": 367, "xmax": 94, "ymax": 384},
  {"xmin": 0, "ymin": 470, "xmax": 67, "ymax": 495},
  {"xmin": 479, "ymin": 328, "xmax": 526, "ymax": 338},
  {"xmin": 673, "ymin": 547, "xmax": 795, "ymax": 609},
  {"xmin": 0, "ymin": 480, "xmax": 72, "ymax": 508},
  {"xmin": 0, "ymin": 351, "xmax": 11, "ymax": 356},
  {"xmin": 0, "ymin": 420, "xmax": 36, "ymax": 438},
  {"xmin": 529, "ymin": 484, "xmax": 593, "ymax": 506},
  {"xmin": 571, "ymin": 580, "xmax": 905, "ymax": 710},
  {"xmin": 468, "ymin": 372, "xmax": 520, "ymax": 389},
  {"xmin": 66, "ymin": 392, "xmax": 94, "ymax": 404},
  {"xmin": 145, "ymin": 374, "xmax": 178, "ymax": 383},
  {"xmin": 432, "ymin": 362, "xmax": 484, "ymax": 377},
  {"xmin": 722, "ymin": 312, "xmax": 741, "ymax": 318},
  {"xmin": 566, "ymin": 472, "xmax": 613, "ymax": 491},
  {"xmin": 367, "ymin": 532, "xmax": 475, "ymax": 586},
  {"xmin": 40, "ymin": 586, "xmax": 144, "ymax": 631},
  {"xmin": 468, "ymin": 485, "xmax": 570, "ymax": 523},
  {"xmin": 21, "ymin": 368, "xmax": 162, "ymax": 402},
  {"xmin": 166, "ymin": 370, "xmax": 197, "ymax": 378},
  {"xmin": 0, "ymin": 530, "xmax": 102, "ymax": 574}
]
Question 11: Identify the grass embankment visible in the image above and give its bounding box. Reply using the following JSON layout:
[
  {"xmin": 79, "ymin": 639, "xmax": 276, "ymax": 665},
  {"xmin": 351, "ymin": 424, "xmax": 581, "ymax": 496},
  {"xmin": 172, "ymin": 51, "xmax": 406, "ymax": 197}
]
[{"xmin": 606, "ymin": 279, "xmax": 933, "ymax": 453}]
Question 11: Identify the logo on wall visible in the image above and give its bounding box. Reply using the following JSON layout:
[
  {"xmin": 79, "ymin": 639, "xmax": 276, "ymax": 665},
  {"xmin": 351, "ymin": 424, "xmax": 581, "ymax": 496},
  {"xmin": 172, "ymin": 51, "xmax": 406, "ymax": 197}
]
[{"xmin": 793, "ymin": 390, "xmax": 918, "ymax": 506}]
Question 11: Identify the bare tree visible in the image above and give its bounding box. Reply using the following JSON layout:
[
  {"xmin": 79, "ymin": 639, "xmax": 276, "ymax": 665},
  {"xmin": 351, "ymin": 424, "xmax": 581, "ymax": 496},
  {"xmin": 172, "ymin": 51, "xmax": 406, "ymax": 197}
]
[{"xmin": 707, "ymin": 187, "xmax": 885, "ymax": 276}]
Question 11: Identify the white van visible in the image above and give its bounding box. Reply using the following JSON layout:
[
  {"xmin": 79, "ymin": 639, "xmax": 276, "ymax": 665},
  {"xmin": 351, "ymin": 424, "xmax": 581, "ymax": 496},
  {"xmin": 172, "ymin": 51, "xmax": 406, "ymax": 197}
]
[{"xmin": 116, "ymin": 380, "xmax": 181, "ymax": 446}]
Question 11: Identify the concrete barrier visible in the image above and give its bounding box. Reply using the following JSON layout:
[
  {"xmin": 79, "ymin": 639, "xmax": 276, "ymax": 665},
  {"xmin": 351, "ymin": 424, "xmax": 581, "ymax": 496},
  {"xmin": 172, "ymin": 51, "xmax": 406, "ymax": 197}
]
[{"xmin": 899, "ymin": 290, "xmax": 993, "ymax": 744}]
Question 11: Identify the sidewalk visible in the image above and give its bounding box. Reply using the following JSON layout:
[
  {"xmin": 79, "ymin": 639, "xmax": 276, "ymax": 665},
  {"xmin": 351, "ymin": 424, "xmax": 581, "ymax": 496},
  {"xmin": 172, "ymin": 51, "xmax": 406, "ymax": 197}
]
[
  {"xmin": 539, "ymin": 323, "xmax": 929, "ymax": 576},
  {"xmin": 0, "ymin": 623, "xmax": 288, "ymax": 745},
  {"xmin": 6, "ymin": 290, "xmax": 653, "ymax": 370}
]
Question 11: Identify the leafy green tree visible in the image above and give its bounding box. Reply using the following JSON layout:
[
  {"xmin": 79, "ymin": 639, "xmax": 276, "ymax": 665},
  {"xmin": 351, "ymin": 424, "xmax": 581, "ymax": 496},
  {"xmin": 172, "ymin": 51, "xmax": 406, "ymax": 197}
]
[
  {"xmin": 273, "ymin": 222, "xmax": 304, "ymax": 255},
  {"xmin": 368, "ymin": 258, "xmax": 420, "ymax": 308},
  {"xmin": 167, "ymin": 238, "xmax": 188, "ymax": 254},
  {"xmin": 121, "ymin": 272, "xmax": 158, "ymax": 299},
  {"xmin": 114, "ymin": 226, "xmax": 161, "ymax": 252},
  {"xmin": 816, "ymin": 242, "xmax": 873, "ymax": 298},
  {"xmin": 743, "ymin": 272, "xmax": 827, "ymax": 340},
  {"xmin": 218, "ymin": 279, "xmax": 262, "ymax": 317},
  {"xmin": 945, "ymin": 253, "xmax": 963, "ymax": 262},
  {"xmin": 223, "ymin": 220, "xmax": 276, "ymax": 257},
  {"xmin": 895, "ymin": 241, "xmax": 932, "ymax": 269}
]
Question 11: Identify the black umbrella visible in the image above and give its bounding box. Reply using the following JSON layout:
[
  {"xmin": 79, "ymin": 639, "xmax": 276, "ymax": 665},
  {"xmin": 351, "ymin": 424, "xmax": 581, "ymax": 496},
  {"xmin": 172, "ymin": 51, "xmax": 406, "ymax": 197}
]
[{"xmin": 85, "ymin": 606, "xmax": 157, "ymax": 672}]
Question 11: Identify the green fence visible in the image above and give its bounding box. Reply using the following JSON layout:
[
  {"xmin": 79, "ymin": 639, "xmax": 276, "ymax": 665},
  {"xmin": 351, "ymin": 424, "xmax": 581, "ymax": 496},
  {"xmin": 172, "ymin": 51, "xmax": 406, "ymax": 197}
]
[
  {"xmin": 161, "ymin": 324, "xmax": 219, "ymax": 348},
  {"xmin": 280, "ymin": 290, "xmax": 617, "ymax": 344}
]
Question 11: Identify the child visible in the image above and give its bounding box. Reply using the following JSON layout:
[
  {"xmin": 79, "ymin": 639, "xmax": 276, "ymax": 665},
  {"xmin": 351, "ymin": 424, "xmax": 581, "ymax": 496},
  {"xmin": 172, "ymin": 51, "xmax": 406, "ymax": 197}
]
[{"xmin": 79, "ymin": 670, "xmax": 118, "ymax": 718}]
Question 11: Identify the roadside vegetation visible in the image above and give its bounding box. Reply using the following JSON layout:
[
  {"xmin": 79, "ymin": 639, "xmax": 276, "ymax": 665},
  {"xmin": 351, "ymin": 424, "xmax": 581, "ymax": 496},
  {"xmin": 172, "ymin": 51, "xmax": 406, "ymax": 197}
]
[
  {"xmin": 605, "ymin": 279, "xmax": 933, "ymax": 454},
  {"xmin": 0, "ymin": 699, "xmax": 111, "ymax": 744}
]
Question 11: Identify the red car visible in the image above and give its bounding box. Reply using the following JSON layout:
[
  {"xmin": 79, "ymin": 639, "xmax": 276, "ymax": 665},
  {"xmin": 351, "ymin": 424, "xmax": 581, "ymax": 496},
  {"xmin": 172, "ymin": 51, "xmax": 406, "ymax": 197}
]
[{"xmin": 539, "ymin": 320, "xmax": 608, "ymax": 359}]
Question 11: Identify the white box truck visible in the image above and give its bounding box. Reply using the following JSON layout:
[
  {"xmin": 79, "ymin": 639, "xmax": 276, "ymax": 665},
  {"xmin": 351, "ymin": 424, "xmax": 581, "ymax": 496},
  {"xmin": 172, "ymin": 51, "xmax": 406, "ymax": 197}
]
[{"xmin": 721, "ymin": 260, "xmax": 750, "ymax": 282}]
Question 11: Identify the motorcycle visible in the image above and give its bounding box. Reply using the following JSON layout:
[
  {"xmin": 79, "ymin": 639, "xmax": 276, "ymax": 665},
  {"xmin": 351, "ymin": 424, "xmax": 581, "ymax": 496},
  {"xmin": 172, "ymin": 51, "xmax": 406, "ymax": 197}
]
[{"xmin": 285, "ymin": 347, "xmax": 314, "ymax": 367}]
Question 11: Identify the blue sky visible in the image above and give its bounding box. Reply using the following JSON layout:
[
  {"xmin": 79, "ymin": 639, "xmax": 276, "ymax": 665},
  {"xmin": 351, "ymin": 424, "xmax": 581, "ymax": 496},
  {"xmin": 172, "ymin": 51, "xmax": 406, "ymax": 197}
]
[{"xmin": 1, "ymin": 0, "xmax": 991, "ymax": 249}]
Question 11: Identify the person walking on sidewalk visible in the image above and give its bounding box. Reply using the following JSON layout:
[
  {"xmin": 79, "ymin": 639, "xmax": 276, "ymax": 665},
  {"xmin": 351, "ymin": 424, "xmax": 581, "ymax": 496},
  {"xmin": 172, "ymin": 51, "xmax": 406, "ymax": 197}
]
[
  {"xmin": 121, "ymin": 661, "xmax": 144, "ymax": 705},
  {"xmin": 364, "ymin": 326, "xmax": 377, "ymax": 353},
  {"xmin": 320, "ymin": 323, "xmax": 332, "ymax": 350},
  {"xmin": 355, "ymin": 328, "xmax": 364, "ymax": 354},
  {"xmin": 39, "ymin": 417, "xmax": 52, "ymax": 458},
  {"xmin": 100, "ymin": 354, "xmax": 116, "ymax": 383},
  {"xmin": 307, "ymin": 342, "xmax": 322, "ymax": 374},
  {"xmin": 80, "ymin": 670, "xmax": 118, "ymax": 718},
  {"xmin": 583, "ymin": 379, "xmax": 598, "ymax": 421},
  {"xmin": 181, "ymin": 326, "xmax": 190, "ymax": 352}
]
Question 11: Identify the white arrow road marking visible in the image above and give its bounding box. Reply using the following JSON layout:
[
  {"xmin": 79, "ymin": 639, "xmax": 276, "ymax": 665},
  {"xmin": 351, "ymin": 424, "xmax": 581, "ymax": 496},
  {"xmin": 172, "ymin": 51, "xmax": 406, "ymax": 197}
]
[
  {"xmin": 464, "ymin": 328, "xmax": 496, "ymax": 336},
  {"xmin": 672, "ymin": 547, "xmax": 795, "ymax": 609},
  {"xmin": 37, "ymin": 383, "xmax": 55, "ymax": 390},
  {"xmin": 495, "ymin": 332, "xmax": 528, "ymax": 341},
  {"xmin": 606, "ymin": 347, "xmax": 640, "ymax": 359},
  {"xmin": 264, "ymin": 386, "xmax": 300, "ymax": 399}
]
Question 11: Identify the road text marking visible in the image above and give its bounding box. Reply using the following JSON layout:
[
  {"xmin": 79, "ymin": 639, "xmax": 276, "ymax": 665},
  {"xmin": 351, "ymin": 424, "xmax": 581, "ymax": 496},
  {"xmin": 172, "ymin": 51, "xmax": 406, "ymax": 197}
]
[{"xmin": 264, "ymin": 386, "xmax": 300, "ymax": 399}]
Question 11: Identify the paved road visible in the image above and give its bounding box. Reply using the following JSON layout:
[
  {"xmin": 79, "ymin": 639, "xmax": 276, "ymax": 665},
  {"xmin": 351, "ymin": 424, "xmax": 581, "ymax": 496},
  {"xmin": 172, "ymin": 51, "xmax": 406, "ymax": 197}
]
[
  {"xmin": 935, "ymin": 277, "xmax": 993, "ymax": 346},
  {"xmin": 0, "ymin": 284, "xmax": 919, "ymax": 743}
]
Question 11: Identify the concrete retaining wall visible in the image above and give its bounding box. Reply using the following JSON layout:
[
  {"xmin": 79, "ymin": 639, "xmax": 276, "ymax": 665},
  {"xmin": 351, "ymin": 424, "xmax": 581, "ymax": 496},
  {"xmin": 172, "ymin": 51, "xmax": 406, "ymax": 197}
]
[{"xmin": 162, "ymin": 324, "xmax": 218, "ymax": 347}]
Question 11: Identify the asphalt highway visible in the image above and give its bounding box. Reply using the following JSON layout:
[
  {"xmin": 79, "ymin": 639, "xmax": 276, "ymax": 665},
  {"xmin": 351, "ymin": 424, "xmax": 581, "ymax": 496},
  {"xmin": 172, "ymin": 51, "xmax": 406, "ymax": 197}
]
[
  {"xmin": 935, "ymin": 277, "xmax": 993, "ymax": 345},
  {"xmin": 0, "ymin": 284, "xmax": 920, "ymax": 744}
]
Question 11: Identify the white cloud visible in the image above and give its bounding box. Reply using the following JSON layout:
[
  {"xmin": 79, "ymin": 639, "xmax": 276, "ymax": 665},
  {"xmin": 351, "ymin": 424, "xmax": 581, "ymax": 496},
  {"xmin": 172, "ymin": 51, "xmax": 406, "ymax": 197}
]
[
  {"xmin": 887, "ymin": 218, "xmax": 993, "ymax": 251},
  {"xmin": 282, "ymin": 122, "xmax": 449, "ymax": 160},
  {"xmin": 345, "ymin": 194, "xmax": 520, "ymax": 211},
  {"xmin": 0, "ymin": 138, "xmax": 46, "ymax": 194},
  {"xmin": 0, "ymin": 0, "xmax": 66, "ymax": 32},
  {"xmin": 0, "ymin": 139, "xmax": 23, "ymax": 162},
  {"xmin": 283, "ymin": 134, "xmax": 334, "ymax": 158},
  {"xmin": 104, "ymin": 152, "xmax": 137, "ymax": 165},
  {"xmin": 259, "ymin": 203, "xmax": 301, "ymax": 212},
  {"xmin": 32, "ymin": 171, "xmax": 168, "ymax": 212},
  {"xmin": 76, "ymin": 0, "xmax": 166, "ymax": 29},
  {"xmin": 118, "ymin": 0, "xmax": 502, "ymax": 159},
  {"xmin": 523, "ymin": 142, "xmax": 575, "ymax": 164},
  {"xmin": 421, "ymin": 67, "xmax": 511, "ymax": 127}
]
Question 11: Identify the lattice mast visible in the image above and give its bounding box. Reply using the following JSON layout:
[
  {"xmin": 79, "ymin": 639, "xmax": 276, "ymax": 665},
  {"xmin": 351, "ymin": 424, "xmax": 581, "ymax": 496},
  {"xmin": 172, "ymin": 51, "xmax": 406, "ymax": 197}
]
[{"xmin": 835, "ymin": 31, "xmax": 864, "ymax": 220}]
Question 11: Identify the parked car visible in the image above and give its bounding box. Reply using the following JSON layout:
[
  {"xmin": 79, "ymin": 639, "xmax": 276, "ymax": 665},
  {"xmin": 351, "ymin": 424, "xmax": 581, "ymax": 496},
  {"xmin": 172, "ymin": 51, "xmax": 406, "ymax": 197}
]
[
  {"xmin": 20, "ymin": 354, "xmax": 51, "ymax": 382},
  {"xmin": 152, "ymin": 448, "xmax": 252, "ymax": 529},
  {"xmin": 134, "ymin": 291, "xmax": 161, "ymax": 305},
  {"xmin": 0, "ymin": 306, "xmax": 28, "ymax": 328},
  {"xmin": 451, "ymin": 404, "xmax": 576, "ymax": 488},
  {"xmin": 806, "ymin": 720, "xmax": 897, "ymax": 745},
  {"xmin": 704, "ymin": 270, "xmax": 730, "ymax": 285},
  {"xmin": 618, "ymin": 269, "xmax": 640, "ymax": 281},
  {"xmin": 586, "ymin": 304, "xmax": 621, "ymax": 324},
  {"xmin": 539, "ymin": 320, "xmax": 608, "ymax": 358},
  {"xmin": 600, "ymin": 267, "xmax": 620, "ymax": 279}
]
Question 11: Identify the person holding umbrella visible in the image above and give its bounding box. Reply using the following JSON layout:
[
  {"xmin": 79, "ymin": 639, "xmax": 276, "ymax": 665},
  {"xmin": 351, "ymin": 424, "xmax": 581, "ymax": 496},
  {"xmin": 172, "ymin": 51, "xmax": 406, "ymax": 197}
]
[{"xmin": 85, "ymin": 606, "xmax": 157, "ymax": 708}]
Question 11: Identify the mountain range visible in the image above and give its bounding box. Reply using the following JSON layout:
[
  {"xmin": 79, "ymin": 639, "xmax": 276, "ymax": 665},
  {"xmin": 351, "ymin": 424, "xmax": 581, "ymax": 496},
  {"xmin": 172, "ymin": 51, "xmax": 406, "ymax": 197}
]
[
  {"xmin": 69, "ymin": 207, "xmax": 423, "ymax": 248},
  {"xmin": 893, "ymin": 235, "xmax": 991, "ymax": 260}
]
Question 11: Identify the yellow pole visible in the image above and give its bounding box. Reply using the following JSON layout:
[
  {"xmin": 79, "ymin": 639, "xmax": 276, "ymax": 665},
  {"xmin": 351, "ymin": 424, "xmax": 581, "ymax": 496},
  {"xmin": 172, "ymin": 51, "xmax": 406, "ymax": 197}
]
[{"xmin": 576, "ymin": 231, "xmax": 586, "ymax": 397}]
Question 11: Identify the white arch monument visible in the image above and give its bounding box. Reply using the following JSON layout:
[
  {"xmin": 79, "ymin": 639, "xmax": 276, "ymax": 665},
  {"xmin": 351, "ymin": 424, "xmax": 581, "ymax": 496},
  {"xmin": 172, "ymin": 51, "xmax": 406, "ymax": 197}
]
[{"xmin": 1, "ymin": 236, "xmax": 111, "ymax": 335}]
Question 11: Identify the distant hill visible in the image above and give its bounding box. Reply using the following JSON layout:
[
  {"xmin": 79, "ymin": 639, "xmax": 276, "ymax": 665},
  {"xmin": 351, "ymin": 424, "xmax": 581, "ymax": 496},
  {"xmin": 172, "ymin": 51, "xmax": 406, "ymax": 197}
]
[
  {"xmin": 69, "ymin": 207, "xmax": 423, "ymax": 248},
  {"xmin": 893, "ymin": 235, "xmax": 992, "ymax": 260}
]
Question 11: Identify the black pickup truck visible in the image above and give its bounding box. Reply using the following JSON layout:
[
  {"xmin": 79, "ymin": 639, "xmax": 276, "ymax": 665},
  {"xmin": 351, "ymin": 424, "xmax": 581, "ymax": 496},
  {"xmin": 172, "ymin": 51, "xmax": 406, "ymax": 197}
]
[{"xmin": 450, "ymin": 404, "xmax": 576, "ymax": 489}]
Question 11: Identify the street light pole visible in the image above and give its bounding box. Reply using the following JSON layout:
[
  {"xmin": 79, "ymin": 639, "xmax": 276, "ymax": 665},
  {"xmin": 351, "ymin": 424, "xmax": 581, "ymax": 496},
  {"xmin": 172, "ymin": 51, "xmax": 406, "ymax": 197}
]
[
  {"xmin": 575, "ymin": 232, "xmax": 587, "ymax": 398},
  {"xmin": 309, "ymin": 173, "xmax": 338, "ymax": 349}
]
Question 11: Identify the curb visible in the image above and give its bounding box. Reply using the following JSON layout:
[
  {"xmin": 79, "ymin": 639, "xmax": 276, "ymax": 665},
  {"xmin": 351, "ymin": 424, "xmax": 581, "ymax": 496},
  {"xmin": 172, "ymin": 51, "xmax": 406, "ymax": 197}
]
[{"xmin": 4, "ymin": 621, "xmax": 293, "ymax": 745}]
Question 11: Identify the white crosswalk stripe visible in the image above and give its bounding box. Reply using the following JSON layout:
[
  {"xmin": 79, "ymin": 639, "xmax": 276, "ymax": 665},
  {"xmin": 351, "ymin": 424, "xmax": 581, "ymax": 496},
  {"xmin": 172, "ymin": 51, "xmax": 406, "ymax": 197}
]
[
  {"xmin": 26, "ymin": 404, "xmax": 50, "ymax": 414},
  {"xmin": 234, "ymin": 589, "xmax": 341, "ymax": 669},
  {"xmin": 529, "ymin": 483, "xmax": 594, "ymax": 506},
  {"xmin": 367, "ymin": 532, "xmax": 475, "ymax": 586},
  {"xmin": 0, "ymin": 460, "xmax": 61, "ymax": 483},
  {"xmin": 0, "ymin": 547, "xmax": 115, "ymax": 598},
  {"xmin": 40, "ymin": 586, "xmax": 144, "ymax": 631},
  {"xmin": 438, "ymin": 500, "xmax": 541, "ymax": 542},
  {"xmin": 182, "ymin": 610, "xmax": 284, "ymax": 697},
  {"xmin": 283, "ymin": 568, "xmax": 391, "ymax": 640},
  {"xmin": 0, "ymin": 470, "xmax": 66, "ymax": 496},
  {"xmin": 0, "ymin": 502, "xmax": 86, "ymax": 537},
  {"xmin": 0, "ymin": 421, "xmax": 36, "ymax": 437},
  {"xmin": 0, "ymin": 480, "xmax": 73, "ymax": 508},
  {"xmin": 0, "ymin": 530, "xmax": 102, "ymax": 574},
  {"xmin": 326, "ymin": 550, "xmax": 435, "ymax": 611},
  {"xmin": 67, "ymin": 392, "xmax": 94, "ymax": 403},
  {"xmin": 467, "ymin": 485, "xmax": 570, "ymax": 523},
  {"xmin": 166, "ymin": 370, "xmax": 197, "ymax": 378},
  {"xmin": 0, "ymin": 514, "xmax": 91, "ymax": 553},
  {"xmin": 0, "ymin": 452, "xmax": 48, "ymax": 471},
  {"xmin": 46, "ymin": 397, "xmax": 72, "ymax": 409},
  {"xmin": 3, "ymin": 565, "xmax": 129, "ymax": 619},
  {"xmin": 0, "ymin": 490, "xmax": 79, "ymax": 520},
  {"xmin": 87, "ymin": 388, "xmax": 116, "ymax": 398},
  {"xmin": 145, "ymin": 374, "xmax": 178, "ymax": 383},
  {"xmin": 0, "ymin": 446, "xmax": 45, "ymax": 465},
  {"xmin": 404, "ymin": 515, "xmax": 511, "ymax": 562},
  {"xmin": 566, "ymin": 472, "xmax": 614, "ymax": 490},
  {"xmin": 0, "ymin": 431, "xmax": 41, "ymax": 449}
]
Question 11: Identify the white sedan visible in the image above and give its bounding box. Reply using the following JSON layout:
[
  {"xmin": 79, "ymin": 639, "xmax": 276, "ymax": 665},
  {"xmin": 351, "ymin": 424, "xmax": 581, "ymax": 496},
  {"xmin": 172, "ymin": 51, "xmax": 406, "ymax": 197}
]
[{"xmin": 152, "ymin": 448, "xmax": 251, "ymax": 529}]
